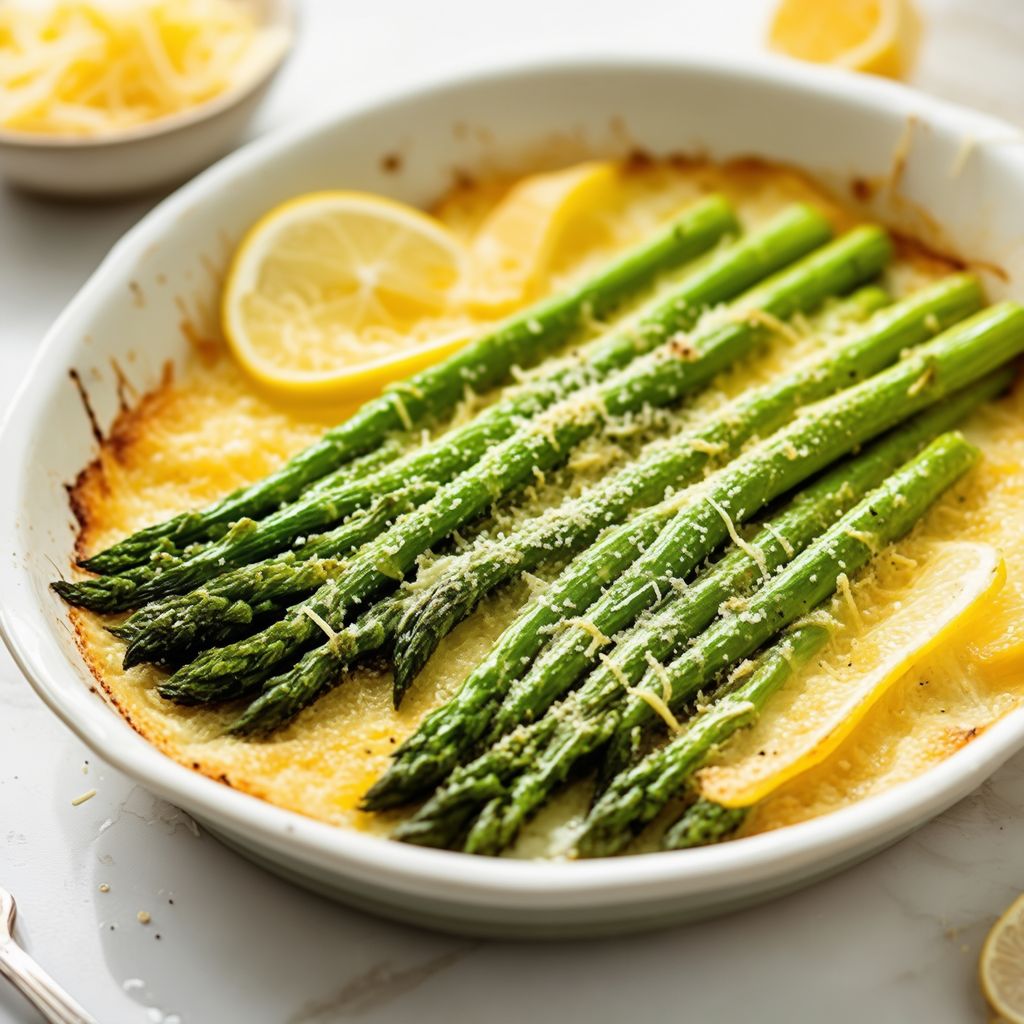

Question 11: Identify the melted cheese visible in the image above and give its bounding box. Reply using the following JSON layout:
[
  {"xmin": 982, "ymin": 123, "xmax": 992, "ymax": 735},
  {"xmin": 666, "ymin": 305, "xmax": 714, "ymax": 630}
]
[{"xmin": 68, "ymin": 159, "xmax": 1024, "ymax": 854}]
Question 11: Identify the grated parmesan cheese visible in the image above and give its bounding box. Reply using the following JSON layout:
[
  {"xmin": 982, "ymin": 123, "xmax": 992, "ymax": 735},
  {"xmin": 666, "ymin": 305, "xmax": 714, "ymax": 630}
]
[
  {"xmin": 0, "ymin": 0, "xmax": 288, "ymax": 138},
  {"xmin": 835, "ymin": 572, "xmax": 864, "ymax": 634},
  {"xmin": 600, "ymin": 652, "xmax": 683, "ymax": 733},
  {"xmin": 302, "ymin": 606, "xmax": 337, "ymax": 641},
  {"xmin": 563, "ymin": 617, "xmax": 610, "ymax": 656},
  {"xmin": 707, "ymin": 496, "xmax": 770, "ymax": 580}
]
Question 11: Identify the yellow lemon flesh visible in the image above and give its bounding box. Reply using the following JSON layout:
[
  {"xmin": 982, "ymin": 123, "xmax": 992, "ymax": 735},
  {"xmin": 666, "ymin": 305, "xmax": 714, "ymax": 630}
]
[
  {"xmin": 222, "ymin": 191, "xmax": 470, "ymax": 400},
  {"xmin": 768, "ymin": 0, "xmax": 922, "ymax": 79},
  {"xmin": 981, "ymin": 893, "xmax": 1024, "ymax": 1024},
  {"xmin": 700, "ymin": 541, "xmax": 1005, "ymax": 808},
  {"xmin": 465, "ymin": 161, "xmax": 617, "ymax": 315}
]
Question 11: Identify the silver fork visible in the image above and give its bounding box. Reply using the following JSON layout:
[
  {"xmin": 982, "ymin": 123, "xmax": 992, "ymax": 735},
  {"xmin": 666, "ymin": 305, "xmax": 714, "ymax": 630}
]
[{"xmin": 0, "ymin": 887, "xmax": 98, "ymax": 1024}]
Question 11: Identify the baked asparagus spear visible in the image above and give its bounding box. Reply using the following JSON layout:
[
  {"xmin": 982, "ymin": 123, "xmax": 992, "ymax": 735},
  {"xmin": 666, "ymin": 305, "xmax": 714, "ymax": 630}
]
[
  {"xmin": 226, "ymin": 598, "xmax": 404, "ymax": 730},
  {"xmin": 81, "ymin": 195, "xmax": 739, "ymax": 575},
  {"xmin": 367, "ymin": 302, "xmax": 1023, "ymax": 813},
  {"xmin": 159, "ymin": 227, "xmax": 890, "ymax": 705},
  {"xmin": 60, "ymin": 204, "xmax": 827, "ymax": 613},
  {"xmin": 662, "ymin": 800, "xmax": 748, "ymax": 850},
  {"xmin": 390, "ymin": 376, "xmax": 1004, "ymax": 849},
  {"xmin": 575, "ymin": 434, "xmax": 976, "ymax": 857},
  {"xmin": 491, "ymin": 304, "xmax": 1024, "ymax": 744},
  {"xmin": 111, "ymin": 485, "xmax": 434, "ymax": 667},
  {"xmin": 656, "ymin": 628, "xmax": 829, "ymax": 853},
  {"xmin": 388, "ymin": 276, "xmax": 977, "ymax": 697},
  {"xmin": 123, "ymin": 281, "xmax": 896, "ymax": 675}
]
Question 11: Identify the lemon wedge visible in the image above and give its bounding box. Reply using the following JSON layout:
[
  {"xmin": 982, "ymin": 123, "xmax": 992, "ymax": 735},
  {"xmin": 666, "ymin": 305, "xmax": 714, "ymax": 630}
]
[
  {"xmin": 222, "ymin": 191, "xmax": 470, "ymax": 399},
  {"xmin": 767, "ymin": 0, "xmax": 922, "ymax": 79},
  {"xmin": 981, "ymin": 893, "xmax": 1024, "ymax": 1024},
  {"xmin": 466, "ymin": 161, "xmax": 617, "ymax": 315},
  {"xmin": 700, "ymin": 541, "xmax": 1005, "ymax": 808}
]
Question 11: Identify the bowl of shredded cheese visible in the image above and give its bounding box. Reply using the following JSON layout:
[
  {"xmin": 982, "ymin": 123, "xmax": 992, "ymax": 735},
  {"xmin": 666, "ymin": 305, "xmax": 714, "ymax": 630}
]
[{"xmin": 0, "ymin": 0, "xmax": 293, "ymax": 197}]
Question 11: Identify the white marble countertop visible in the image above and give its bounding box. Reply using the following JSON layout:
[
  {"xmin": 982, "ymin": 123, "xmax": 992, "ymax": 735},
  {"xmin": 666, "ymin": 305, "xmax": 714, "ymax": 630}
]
[{"xmin": 2, "ymin": 2, "xmax": 1023, "ymax": 1021}]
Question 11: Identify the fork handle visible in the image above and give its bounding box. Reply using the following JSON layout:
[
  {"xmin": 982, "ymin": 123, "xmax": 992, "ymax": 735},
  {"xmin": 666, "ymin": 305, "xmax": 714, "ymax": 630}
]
[{"xmin": 0, "ymin": 941, "xmax": 98, "ymax": 1024}]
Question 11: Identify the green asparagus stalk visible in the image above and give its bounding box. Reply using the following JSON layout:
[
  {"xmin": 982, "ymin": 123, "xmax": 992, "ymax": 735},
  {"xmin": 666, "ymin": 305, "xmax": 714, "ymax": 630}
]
[
  {"xmin": 60, "ymin": 204, "xmax": 828, "ymax": 614},
  {"xmin": 234, "ymin": 280, "xmax": 974, "ymax": 745},
  {"xmin": 296, "ymin": 436, "xmax": 409, "ymax": 499},
  {"xmin": 662, "ymin": 799, "xmax": 749, "ymax": 850},
  {"xmin": 53, "ymin": 436, "xmax": 414, "ymax": 612},
  {"xmin": 490, "ymin": 304, "xmax": 1024, "ymax": 746},
  {"xmin": 111, "ymin": 485, "xmax": 435, "ymax": 667},
  {"xmin": 389, "ymin": 277, "xmax": 977, "ymax": 698},
  {"xmin": 367, "ymin": 298, "xmax": 1017, "ymax": 813},
  {"xmin": 391, "ymin": 376, "xmax": 1003, "ymax": 849},
  {"xmin": 129, "ymin": 282, "xmax": 895, "ymax": 681},
  {"xmin": 159, "ymin": 227, "xmax": 889, "ymax": 706},
  {"xmin": 616, "ymin": 625, "xmax": 827, "ymax": 855},
  {"xmin": 226, "ymin": 598, "xmax": 404, "ymax": 730},
  {"xmin": 575, "ymin": 433, "xmax": 977, "ymax": 857},
  {"xmin": 81, "ymin": 195, "xmax": 739, "ymax": 576}
]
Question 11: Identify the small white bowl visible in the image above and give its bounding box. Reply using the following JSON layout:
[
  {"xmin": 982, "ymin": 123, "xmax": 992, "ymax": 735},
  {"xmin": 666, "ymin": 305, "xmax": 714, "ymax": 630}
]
[{"xmin": 0, "ymin": 0, "xmax": 295, "ymax": 199}]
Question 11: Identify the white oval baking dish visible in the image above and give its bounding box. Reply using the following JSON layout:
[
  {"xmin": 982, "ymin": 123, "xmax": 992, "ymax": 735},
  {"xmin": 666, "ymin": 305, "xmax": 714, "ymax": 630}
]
[{"xmin": 2, "ymin": 55, "xmax": 1023, "ymax": 938}]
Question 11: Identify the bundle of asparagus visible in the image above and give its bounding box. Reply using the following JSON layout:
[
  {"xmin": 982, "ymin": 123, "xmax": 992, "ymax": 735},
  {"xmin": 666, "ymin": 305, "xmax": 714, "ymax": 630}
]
[{"xmin": 54, "ymin": 190, "xmax": 1024, "ymax": 860}]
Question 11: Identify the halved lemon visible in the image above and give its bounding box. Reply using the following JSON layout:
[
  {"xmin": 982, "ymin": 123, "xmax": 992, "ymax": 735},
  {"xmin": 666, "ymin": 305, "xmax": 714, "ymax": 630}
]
[
  {"xmin": 981, "ymin": 893, "xmax": 1024, "ymax": 1023},
  {"xmin": 700, "ymin": 541, "xmax": 1005, "ymax": 808},
  {"xmin": 465, "ymin": 161, "xmax": 617, "ymax": 315},
  {"xmin": 767, "ymin": 0, "xmax": 922, "ymax": 79},
  {"xmin": 222, "ymin": 191, "xmax": 470, "ymax": 399}
]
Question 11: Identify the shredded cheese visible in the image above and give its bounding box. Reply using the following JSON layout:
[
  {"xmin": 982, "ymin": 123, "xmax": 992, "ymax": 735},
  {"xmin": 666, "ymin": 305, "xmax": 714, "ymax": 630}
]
[
  {"xmin": 950, "ymin": 134, "xmax": 976, "ymax": 179},
  {"xmin": 764, "ymin": 523, "xmax": 795, "ymax": 558},
  {"xmin": 643, "ymin": 650, "xmax": 674, "ymax": 705},
  {"xmin": 835, "ymin": 572, "xmax": 864, "ymax": 634},
  {"xmin": 563, "ymin": 617, "xmax": 610, "ymax": 656},
  {"xmin": 390, "ymin": 391, "xmax": 414, "ymax": 431},
  {"xmin": 707, "ymin": 496, "xmax": 770, "ymax": 580},
  {"xmin": 600, "ymin": 652, "xmax": 684, "ymax": 733},
  {"xmin": 733, "ymin": 308, "xmax": 803, "ymax": 345},
  {"xmin": 907, "ymin": 366, "xmax": 934, "ymax": 397},
  {"xmin": 302, "ymin": 606, "xmax": 337, "ymax": 641},
  {"xmin": 689, "ymin": 438, "xmax": 727, "ymax": 457},
  {"xmin": 845, "ymin": 528, "xmax": 878, "ymax": 553},
  {"xmin": 0, "ymin": 0, "xmax": 287, "ymax": 137}
]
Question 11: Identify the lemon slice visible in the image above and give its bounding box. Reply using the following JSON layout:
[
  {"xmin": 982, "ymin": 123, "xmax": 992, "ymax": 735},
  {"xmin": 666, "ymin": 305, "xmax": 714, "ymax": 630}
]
[
  {"xmin": 972, "ymin": 584, "xmax": 1024, "ymax": 682},
  {"xmin": 700, "ymin": 541, "xmax": 1005, "ymax": 808},
  {"xmin": 767, "ymin": 0, "xmax": 922, "ymax": 79},
  {"xmin": 981, "ymin": 893, "xmax": 1024, "ymax": 1023},
  {"xmin": 222, "ymin": 191, "xmax": 469, "ymax": 399},
  {"xmin": 466, "ymin": 161, "xmax": 617, "ymax": 315}
]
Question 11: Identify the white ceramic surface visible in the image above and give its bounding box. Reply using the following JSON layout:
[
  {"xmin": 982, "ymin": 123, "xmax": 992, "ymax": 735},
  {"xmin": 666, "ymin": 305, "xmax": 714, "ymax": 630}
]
[
  {"xmin": 3, "ymin": 55, "xmax": 1024, "ymax": 939},
  {"xmin": 0, "ymin": 0, "xmax": 295, "ymax": 199}
]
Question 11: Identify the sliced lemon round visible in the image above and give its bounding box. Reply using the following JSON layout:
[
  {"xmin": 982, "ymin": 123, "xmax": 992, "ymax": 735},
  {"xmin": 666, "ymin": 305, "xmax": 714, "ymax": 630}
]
[
  {"xmin": 981, "ymin": 893, "xmax": 1024, "ymax": 1023},
  {"xmin": 222, "ymin": 191, "xmax": 470, "ymax": 399},
  {"xmin": 700, "ymin": 541, "xmax": 1005, "ymax": 808},
  {"xmin": 768, "ymin": 0, "xmax": 922, "ymax": 79},
  {"xmin": 465, "ymin": 161, "xmax": 617, "ymax": 315}
]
